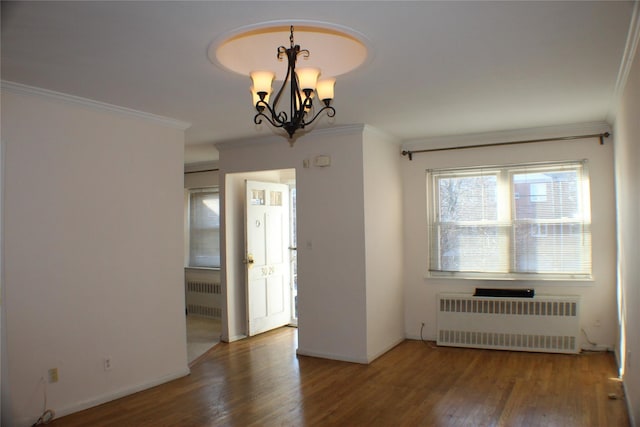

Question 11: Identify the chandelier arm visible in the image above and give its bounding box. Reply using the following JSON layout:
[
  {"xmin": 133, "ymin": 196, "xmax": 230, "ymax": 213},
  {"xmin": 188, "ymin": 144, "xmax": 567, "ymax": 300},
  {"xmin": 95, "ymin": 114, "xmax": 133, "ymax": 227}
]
[
  {"xmin": 254, "ymin": 111, "xmax": 286, "ymax": 129},
  {"xmin": 290, "ymin": 93, "xmax": 312, "ymax": 130},
  {"xmin": 288, "ymin": 49, "xmax": 304, "ymax": 128},
  {"xmin": 255, "ymin": 100, "xmax": 288, "ymax": 126},
  {"xmin": 270, "ymin": 50, "xmax": 294, "ymax": 113},
  {"xmin": 277, "ymin": 45, "xmax": 287, "ymax": 60},
  {"xmin": 302, "ymin": 105, "xmax": 336, "ymax": 127},
  {"xmin": 291, "ymin": 80, "xmax": 305, "ymax": 129},
  {"xmin": 277, "ymin": 110, "xmax": 289, "ymax": 123}
]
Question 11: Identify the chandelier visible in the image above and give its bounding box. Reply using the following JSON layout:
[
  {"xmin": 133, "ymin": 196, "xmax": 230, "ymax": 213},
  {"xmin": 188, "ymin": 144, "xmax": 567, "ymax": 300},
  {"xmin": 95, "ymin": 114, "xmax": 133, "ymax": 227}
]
[{"xmin": 250, "ymin": 26, "xmax": 336, "ymax": 143}]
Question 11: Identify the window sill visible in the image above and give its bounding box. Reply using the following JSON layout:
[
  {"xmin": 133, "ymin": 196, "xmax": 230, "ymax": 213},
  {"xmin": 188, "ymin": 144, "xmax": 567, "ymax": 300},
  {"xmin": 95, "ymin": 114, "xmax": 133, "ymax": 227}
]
[
  {"xmin": 185, "ymin": 266, "xmax": 221, "ymax": 271},
  {"xmin": 426, "ymin": 271, "xmax": 594, "ymax": 283}
]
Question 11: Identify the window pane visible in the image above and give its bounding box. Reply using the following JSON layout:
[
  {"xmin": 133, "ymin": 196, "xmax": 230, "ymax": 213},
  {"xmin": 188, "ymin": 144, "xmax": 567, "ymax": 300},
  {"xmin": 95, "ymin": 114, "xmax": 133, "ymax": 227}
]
[
  {"xmin": 438, "ymin": 174, "xmax": 497, "ymax": 221},
  {"xmin": 189, "ymin": 189, "xmax": 220, "ymax": 268},
  {"xmin": 432, "ymin": 224, "xmax": 509, "ymax": 272},
  {"xmin": 433, "ymin": 173, "xmax": 504, "ymax": 272},
  {"xmin": 514, "ymin": 221, "xmax": 591, "ymax": 273},
  {"xmin": 251, "ymin": 190, "xmax": 265, "ymax": 205},
  {"xmin": 513, "ymin": 171, "xmax": 579, "ymax": 220},
  {"xmin": 270, "ymin": 191, "xmax": 282, "ymax": 206},
  {"xmin": 511, "ymin": 167, "xmax": 590, "ymax": 275}
]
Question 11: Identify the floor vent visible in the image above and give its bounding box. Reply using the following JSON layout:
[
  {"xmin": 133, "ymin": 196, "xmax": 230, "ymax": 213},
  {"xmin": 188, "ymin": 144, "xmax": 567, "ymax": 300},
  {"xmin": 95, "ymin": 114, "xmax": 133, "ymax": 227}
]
[{"xmin": 436, "ymin": 293, "xmax": 580, "ymax": 354}]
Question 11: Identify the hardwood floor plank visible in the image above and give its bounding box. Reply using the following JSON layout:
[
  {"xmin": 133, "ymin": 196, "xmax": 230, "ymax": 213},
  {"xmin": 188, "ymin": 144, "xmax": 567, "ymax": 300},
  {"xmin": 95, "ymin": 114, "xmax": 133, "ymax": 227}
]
[{"xmin": 51, "ymin": 327, "xmax": 630, "ymax": 426}]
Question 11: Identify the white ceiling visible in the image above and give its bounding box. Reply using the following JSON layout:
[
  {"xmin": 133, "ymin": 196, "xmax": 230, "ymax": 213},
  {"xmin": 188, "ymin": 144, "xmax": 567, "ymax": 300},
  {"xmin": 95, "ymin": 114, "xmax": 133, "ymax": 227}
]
[{"xmin": 1, "ymin": 1, "xmax": 634, "ymax": 164}]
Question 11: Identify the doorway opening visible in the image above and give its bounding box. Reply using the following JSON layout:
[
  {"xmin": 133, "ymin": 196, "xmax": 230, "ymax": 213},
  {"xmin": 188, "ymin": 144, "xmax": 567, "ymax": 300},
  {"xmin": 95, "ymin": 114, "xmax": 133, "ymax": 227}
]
[
  {"xmin": 223, "ymin": 168, "xmax": 297, "ymax": 341},
  {"xmin": 183, "ymin": 176, "xmax": 222, "ymax": 364}
]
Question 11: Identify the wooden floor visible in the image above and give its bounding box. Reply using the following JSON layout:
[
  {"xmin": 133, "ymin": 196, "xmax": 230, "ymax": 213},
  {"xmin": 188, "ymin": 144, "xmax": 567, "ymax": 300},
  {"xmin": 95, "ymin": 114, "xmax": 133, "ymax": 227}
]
[{"xmin": 52, "ymin": 327, "xmax": 629, "ymax": 427}]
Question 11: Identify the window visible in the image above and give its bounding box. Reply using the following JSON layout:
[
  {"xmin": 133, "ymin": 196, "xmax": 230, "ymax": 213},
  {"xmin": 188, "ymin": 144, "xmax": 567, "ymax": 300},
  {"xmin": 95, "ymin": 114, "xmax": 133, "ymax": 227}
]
[
  {"xmin": 188, "ymin": 188, "xmax": 220, "ymax": 268},
  {"xmin": 427, "ymin": 161, "xmax": 591, "ymax": 280}
]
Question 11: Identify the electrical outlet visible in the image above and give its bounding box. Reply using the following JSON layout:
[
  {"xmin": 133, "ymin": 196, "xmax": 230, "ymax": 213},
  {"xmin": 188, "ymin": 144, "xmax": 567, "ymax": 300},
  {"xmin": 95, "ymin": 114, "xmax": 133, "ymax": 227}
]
[
  {"xmin": 104, "ymin": 357, "xmax": 112, "ymax": 371},
  {"xmin": 48, "ymin": 368, "xmax": 59, "ymax": 383}
]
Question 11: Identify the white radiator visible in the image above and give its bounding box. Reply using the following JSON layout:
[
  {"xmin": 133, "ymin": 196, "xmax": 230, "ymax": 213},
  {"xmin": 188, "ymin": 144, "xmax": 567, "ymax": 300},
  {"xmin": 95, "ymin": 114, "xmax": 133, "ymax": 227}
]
[
  {"xmin": 185, "ymin": 280, "xmax": 222, "ymax": 319},
  {"xmin": 436, "ymin": 293, "xmax": 580, "ymax": 354}
]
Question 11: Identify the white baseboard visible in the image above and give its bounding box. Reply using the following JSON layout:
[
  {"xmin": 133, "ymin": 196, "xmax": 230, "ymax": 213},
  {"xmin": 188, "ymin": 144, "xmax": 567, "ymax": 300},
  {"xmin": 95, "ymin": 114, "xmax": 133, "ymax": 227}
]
[
  {"xmin": 580, "ymin": 344, "xmax": 613, "ymax": 352},
  {"xmin": 296, "ymin": 347, "xmax": 369, "ymax": 364},
  {"xmin": 48, "ymin": 367, "xmax": 190, "ymax": 423},
  {"xmin": 297, "ymin": 337, "xmax": 405, "ymax": 364},
  {"xmin": 405, "ymin": 333, "xmax": 433, "ymax": 341},
  {"xmin": 366, "ymin": 337, "xmax": 405, "ymax": 363},
  {"xmin": 225, "ymin": 334, "xmax": 247, "ymax": 343}
]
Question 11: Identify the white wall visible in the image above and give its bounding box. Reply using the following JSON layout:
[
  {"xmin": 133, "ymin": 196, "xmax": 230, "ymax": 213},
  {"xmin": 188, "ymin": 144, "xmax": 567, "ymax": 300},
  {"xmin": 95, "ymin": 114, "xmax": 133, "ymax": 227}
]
[
  {"xmin": 217, "ymin": 125, "xmax": 404, "ymax": 363},
  {"xmin": 363, "ymin": 127, "xmax": 405, "ymax": 361},
  {"xmin": 1, "ymin": 86, "xmax": 188, "ymax": 425},
  {"xmin": 1, "ymin": 135, "xmax": 5, "ymax": 423},
  {"xmin": 613, "ymin": 34, "xmax": 640, "ymax": 426},
  {"xmin": 401, "ymin": 125, "xmax": 618, "ymax": 350},
  {"xmin": 294, "ymin": 131, "xmax": 368, "ymax": 362}
]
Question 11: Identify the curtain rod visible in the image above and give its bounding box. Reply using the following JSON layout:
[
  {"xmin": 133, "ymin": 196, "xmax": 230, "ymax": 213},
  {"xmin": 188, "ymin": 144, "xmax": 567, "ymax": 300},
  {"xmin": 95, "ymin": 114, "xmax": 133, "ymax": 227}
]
[
  {"xmin": 401, "ymin": 132, "xmax": 610, "ymax": 160},
  {"xmin": 184, "ymin": 168, "xmax": 219, "ymax": 174}
]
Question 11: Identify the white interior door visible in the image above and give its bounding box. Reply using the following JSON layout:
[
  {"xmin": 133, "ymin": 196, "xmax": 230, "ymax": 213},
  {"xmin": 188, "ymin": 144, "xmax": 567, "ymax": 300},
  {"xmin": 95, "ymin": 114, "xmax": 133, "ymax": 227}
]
[{"xmin": 245, "ymin": 180, "xmax": 291, "ymax": 336}]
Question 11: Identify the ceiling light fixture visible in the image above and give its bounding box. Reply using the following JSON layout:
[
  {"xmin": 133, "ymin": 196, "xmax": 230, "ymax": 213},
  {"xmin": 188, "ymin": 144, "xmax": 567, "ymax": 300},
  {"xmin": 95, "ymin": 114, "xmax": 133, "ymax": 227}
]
[
  {"xmin": 250, "ymin": 26, "xmax": 335, "ymax": 143},
  {"xmin": 211, "ymin": 21, "xmax": 369, "ymax": 144}
]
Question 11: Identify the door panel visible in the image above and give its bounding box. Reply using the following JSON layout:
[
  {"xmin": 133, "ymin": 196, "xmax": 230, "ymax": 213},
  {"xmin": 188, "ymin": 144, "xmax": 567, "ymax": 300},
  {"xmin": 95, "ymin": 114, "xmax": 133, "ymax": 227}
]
[{"xmin": 245, "ymin": 180, "xmax": 291, "ymax": 336}]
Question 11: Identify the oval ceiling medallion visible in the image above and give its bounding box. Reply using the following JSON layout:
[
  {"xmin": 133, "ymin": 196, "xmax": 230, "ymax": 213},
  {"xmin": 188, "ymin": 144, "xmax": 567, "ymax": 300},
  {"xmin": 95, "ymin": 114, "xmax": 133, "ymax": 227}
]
[{"xmin": 209, "ymin": 20, "xmax": 370, "ymax": 80}]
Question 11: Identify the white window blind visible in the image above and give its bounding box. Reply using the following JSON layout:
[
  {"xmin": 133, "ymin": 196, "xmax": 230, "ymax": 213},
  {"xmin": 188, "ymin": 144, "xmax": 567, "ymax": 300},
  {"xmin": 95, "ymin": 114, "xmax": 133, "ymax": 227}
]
[
  {"xmin": 188, "ymin": 188, "xmax": 220, "ymax": 268},
  {"xmin": 427, "ymin": 161, "xmax": 591, "ymax": 280}
]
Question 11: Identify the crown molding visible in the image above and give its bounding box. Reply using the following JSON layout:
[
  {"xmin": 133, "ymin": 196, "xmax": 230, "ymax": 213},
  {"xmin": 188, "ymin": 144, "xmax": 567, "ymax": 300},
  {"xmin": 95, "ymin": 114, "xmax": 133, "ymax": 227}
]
[
  {"xmin": 401, "ymin": 121, "xmax": 612, "ymax": 152},
  {"xmin": 1, "ymin": 80, "xmax": 192, "ymax": 130},
  {"xmin": 608, "ymin": 0, "xmax": 640, "ymax": 123}
]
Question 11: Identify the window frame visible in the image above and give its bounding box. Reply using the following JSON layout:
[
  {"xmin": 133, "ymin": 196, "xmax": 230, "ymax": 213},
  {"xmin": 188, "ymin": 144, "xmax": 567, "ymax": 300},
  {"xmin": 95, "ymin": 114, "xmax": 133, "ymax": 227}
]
[
  {"xmin": 187, "ymin": 186, "xmax": 221, "ymax": 269},
  {"xmin": 426, "ymin": 160, "xmax": 592, "ymax": 281}
]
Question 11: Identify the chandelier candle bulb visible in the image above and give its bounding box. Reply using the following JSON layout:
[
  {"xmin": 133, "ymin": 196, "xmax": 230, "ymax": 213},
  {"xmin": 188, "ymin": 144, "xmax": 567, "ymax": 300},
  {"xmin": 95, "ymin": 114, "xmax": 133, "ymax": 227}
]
[
  {"xmin": 250, "ymin": 71, "xmax": 275, "ymax": 95},
  {"xmin": 296, "ymin": 67, "xmax": 321, "ymax": 92},
  {"xmin": 317, "ymin": 78, "xmax": 335, "ymax": 103}
]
